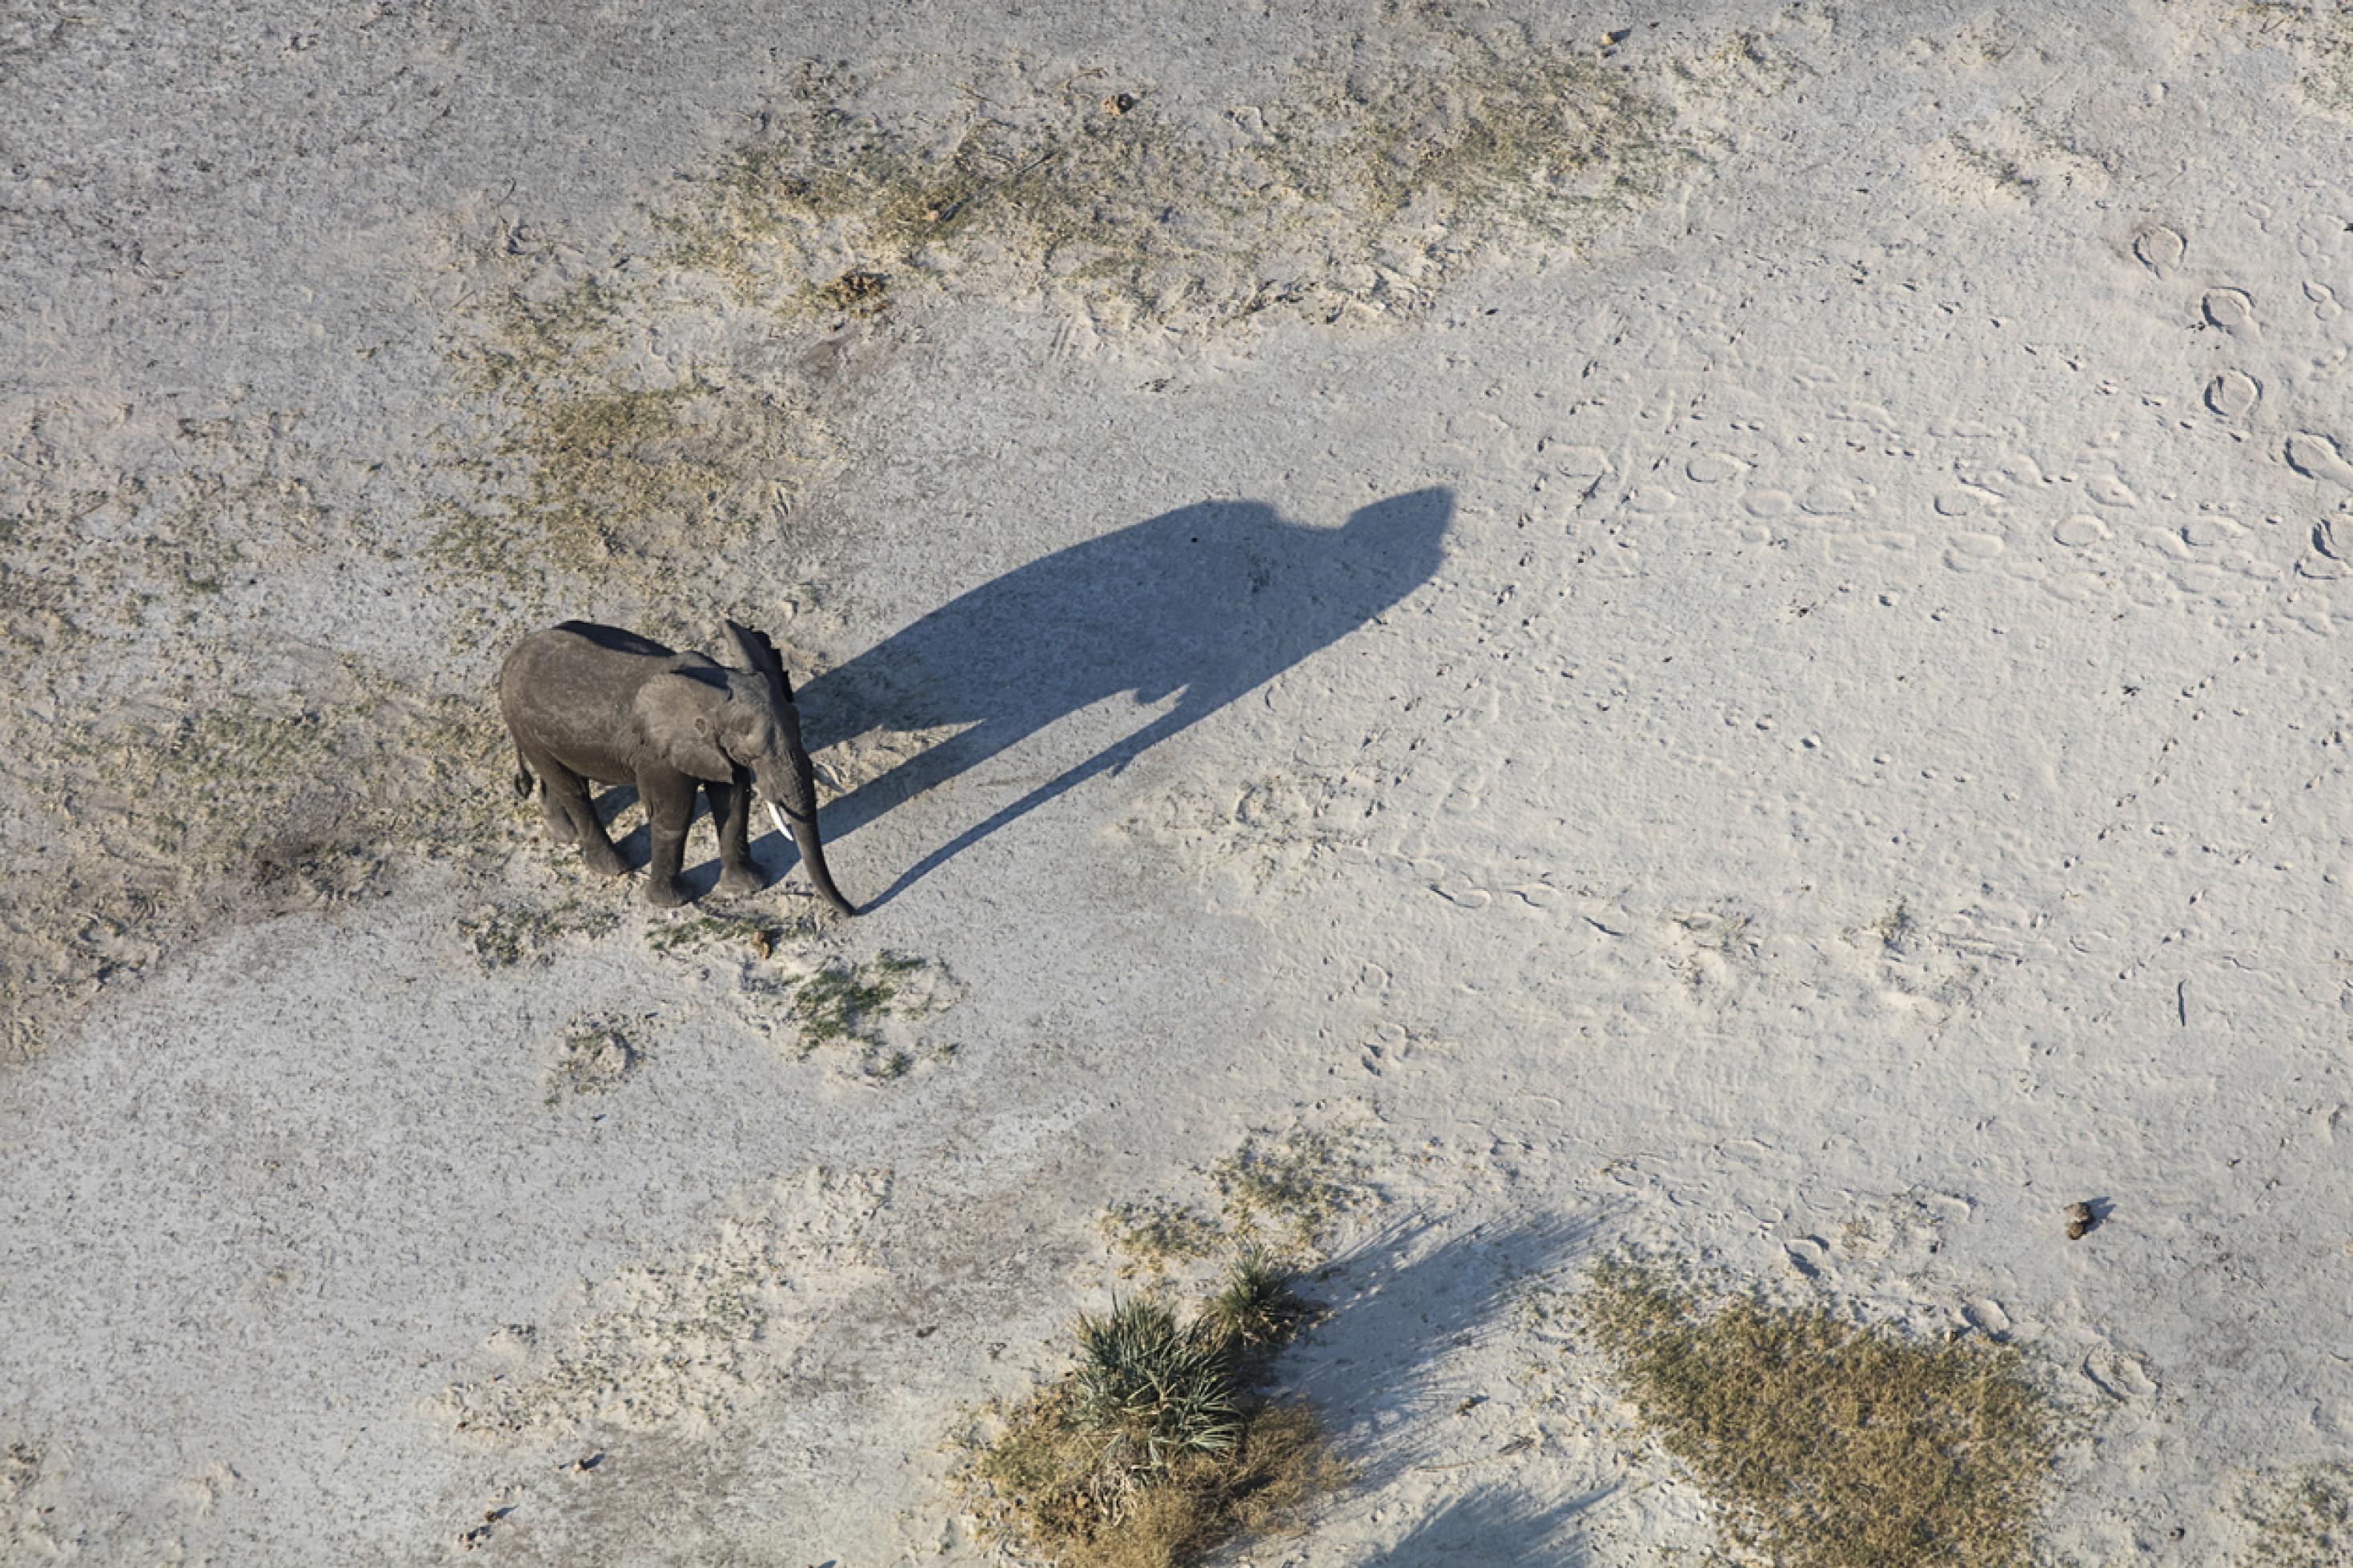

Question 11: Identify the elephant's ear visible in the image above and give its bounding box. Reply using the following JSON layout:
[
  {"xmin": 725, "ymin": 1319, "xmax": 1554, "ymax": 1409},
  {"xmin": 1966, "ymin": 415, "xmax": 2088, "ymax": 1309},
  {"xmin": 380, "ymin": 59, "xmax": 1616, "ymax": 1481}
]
[
  {"xmin": 720, "ymin": 620, "xmax": 793, "ymax": 704},
  {"xmin": 632, "ymin": 671, "xmax": 734, "ymax": 780}
]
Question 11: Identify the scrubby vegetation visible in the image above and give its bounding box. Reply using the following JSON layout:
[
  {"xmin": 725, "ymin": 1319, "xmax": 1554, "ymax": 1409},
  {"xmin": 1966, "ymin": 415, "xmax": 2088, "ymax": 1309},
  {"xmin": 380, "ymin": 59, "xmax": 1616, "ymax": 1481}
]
[
  {"xmin": 1103, "ymin": 1124, "xmax": 1371, "ymax": 1278},
  {"xmin": 789, "ymin": 951, "xmax": 926, "ymax": 1046},
  {"xmin": 458, "ymin": 896, "xmax": 621, "ymax": 969},
  {"xmin": 2239, "ymin": 1464, "xmax": 2352, "ymax": 1566},
  {"xmin": 1580, "ymin": 1258, "xmax": 2060, "ymax": 1568},
  {"xmin": 649, "ymin": 23, "xmax": 1753, "ymax": 331},
  {"xmin": 971, "ymin": 1254, "xmax": 1341, "ymax": 1568}
]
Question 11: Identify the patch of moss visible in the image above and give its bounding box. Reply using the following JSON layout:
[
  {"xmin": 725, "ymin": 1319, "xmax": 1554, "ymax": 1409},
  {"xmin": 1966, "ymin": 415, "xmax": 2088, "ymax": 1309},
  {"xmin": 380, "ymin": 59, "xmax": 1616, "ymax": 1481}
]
[{"xmin": 1580, "ymin": 1258, "xmax": 2058, "ymax": 1568}]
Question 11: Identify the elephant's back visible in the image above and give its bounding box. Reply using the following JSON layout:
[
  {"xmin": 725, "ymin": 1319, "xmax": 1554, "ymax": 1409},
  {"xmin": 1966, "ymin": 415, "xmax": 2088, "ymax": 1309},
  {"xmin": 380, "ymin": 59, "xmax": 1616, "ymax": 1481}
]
[
  {"xmin": 500, "ymin": 623, "xmax": 683, "ymax": 763},
  {"xmin": 501, "ymin": 623, "xmax": 677, "ymax": 685}
]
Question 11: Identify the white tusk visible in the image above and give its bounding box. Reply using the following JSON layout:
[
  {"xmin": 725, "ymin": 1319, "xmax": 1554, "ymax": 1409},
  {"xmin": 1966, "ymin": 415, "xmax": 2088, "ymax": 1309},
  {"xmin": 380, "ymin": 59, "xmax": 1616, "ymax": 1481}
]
[{"xmin": 766, "ymin": 802, "xmax": 793, "ymax": 840}]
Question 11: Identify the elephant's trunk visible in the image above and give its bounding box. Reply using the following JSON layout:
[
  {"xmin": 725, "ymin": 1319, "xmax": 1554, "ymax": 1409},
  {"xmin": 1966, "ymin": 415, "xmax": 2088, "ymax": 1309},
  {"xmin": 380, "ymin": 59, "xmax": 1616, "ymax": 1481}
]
[{"xmin": 766, "ymin": 801, "xmax": 857, "ymax": 916}]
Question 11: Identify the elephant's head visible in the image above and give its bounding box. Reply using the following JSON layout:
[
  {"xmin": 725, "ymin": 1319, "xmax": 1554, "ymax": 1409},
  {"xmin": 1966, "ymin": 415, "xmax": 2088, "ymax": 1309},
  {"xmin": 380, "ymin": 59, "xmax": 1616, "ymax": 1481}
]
[{"xmin": 637, "ymin": 621, "xmax": 856, "ymax": 915}]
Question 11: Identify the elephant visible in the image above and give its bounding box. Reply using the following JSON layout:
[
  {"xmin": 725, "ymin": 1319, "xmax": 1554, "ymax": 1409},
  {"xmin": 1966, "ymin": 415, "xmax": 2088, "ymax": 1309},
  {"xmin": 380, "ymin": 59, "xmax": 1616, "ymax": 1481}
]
[{"xmin": 498, "ymin": 619, "xmax": 856, "ymax": 914}]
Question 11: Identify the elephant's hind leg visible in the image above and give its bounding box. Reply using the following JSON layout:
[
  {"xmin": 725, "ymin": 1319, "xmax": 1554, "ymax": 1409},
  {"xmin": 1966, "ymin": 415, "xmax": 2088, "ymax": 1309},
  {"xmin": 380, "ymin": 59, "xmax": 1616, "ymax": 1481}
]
[
  {"xmin": 529, "ymin": 747, "xmax": 628, "ymax": 876},
  {"xmin": 706, "ymin": 777, "xmax": 766, "ymax": 897}
]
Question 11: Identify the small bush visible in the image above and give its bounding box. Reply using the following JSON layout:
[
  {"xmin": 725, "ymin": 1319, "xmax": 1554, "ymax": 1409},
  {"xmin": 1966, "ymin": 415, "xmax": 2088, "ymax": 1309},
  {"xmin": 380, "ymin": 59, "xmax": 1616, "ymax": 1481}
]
[
  {"xmin": 1203, "ymin": 1249, "xmax": 1315, "ymax": 1357},
  {"xmin": 1072, "ymin": 1298, "xmax": 1242, "ymax": 1471},
  {"xmin": 974, "ymin": 1257, "xmax": 1342, "ymax": 1568}
]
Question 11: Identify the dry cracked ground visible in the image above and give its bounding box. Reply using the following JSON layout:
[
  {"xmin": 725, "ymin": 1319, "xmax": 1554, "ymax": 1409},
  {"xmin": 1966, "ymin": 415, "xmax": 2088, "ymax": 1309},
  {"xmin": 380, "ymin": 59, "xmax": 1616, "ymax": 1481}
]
[{"xmin": 6, "ymin": 0, "xmax": 2353, "ymax": 1562}]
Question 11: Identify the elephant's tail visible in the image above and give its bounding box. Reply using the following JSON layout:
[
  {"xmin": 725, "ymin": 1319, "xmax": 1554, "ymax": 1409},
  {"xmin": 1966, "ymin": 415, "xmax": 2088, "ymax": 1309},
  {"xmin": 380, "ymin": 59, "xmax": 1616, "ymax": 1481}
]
[{"xmin": 512, "ymin": 742, "xmax": 536, "ymax": 801}]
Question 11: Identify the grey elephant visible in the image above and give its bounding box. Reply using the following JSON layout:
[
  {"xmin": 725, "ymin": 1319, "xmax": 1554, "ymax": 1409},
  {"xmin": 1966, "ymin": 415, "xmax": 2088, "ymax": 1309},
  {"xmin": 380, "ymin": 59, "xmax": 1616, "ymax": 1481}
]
[{"xmin": 499, "ymin": 620, "xmax": 855, "ymax": 914}]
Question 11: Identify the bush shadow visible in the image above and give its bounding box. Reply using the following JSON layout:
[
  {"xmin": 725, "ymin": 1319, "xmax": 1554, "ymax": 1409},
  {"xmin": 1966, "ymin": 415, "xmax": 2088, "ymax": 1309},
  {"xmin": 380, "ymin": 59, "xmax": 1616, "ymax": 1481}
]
[
  {"xmin": 1286, "ymin": 1214, "xmax": 1601, "ymax": 1479},
  {"xmin": 1359, "ymin": 1484, "xmax": 1608, "ymax": 1565},
  {"xmin": 1270, "ymin": 1212, "xmax": 1615, "ymax": 1562},
  {"xmin": 782, "ymin": 488, "xmax": 1454, "ymax": 905}
]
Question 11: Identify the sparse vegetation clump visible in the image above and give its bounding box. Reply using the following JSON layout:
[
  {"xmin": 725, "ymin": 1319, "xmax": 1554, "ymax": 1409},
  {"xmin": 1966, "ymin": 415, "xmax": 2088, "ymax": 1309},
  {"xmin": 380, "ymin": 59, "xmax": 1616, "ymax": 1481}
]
[
  {"xmin": 1580, "ymin": 1259, "xmax": 2059, "ymax": 1568},
  {"xmin": 1102, "ymin": 1201, "xmax": 1227, "ymax": 1277},
  {"xmin": 1210, "ymin": 1125, "xmax": 1367, "ymax": 1253},
  {"xmin": 458, "ymin": 896, "xmax": 620, "ymax": 969},
  {"xmin": 642, "ymin": 911, "xmax": 807, "ymax": 957},
  {"xmin": 973, "ymin": 1256, "xmax": 1343, "ymax": 1568},
  {"xmin": 646, "ymin": 24, "xmax": 1741, "ymax": 332},
  {"xmin": 790, "ymin": 951, "xmax": 926, "ymax": 1045},
  {"xmin": 727, "ymin": 949, "xmax": 949, "ymax": 1078},
  {"xmin": 437, "ymin": 275, "xmax": 825, "ymax": 580},
  {"xmin": 2239, "ymin": 1464, "xmax": 2352, "ymax": 1566},
  {"xmin": 548, "ymin": 1017, "xmax": 641, "ymax": 1101},
  {"xmin": 1202, "ymin": 1247, "xmax": 1315, "ymax": 1357},
  {"xmin": 1102, "ymin": 1125, "xmax": 1371, "ymax": 1279}
]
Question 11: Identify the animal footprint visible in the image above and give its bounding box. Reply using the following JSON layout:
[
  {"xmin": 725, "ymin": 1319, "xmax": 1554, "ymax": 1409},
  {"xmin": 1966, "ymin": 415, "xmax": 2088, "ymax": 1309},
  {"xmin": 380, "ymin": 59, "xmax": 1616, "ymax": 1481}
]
[
  {"xmin": 2132, "ymin": 223, "xmax": 2186, "ymax": 274},
  {"xmin": 1419, "ymin": 862, "xmax": 1492, "ymax": 909},
  {"xmin": 2082, "ymin": 1346, "xmax": 2159, "ymax": 1402},
  {"xmin": 2203, "ymin": 370, "xmax": 2261, "ymax": 419},
  {"xmin": 2287, "ymin": 431, "xmax": 2353, "ymax": 489},
  {"xmin": 1963, "ymin": 1297, "xmax": 2012, "ymax": 1337},
  {"xmin": 2202, "ymin": 287, "xmax": 2255, "ymax": 332},
  {"xmin": 1942, "ymin": 532, "xmax": 2006, "ymax": 571},
  {"xmin": 2053, "ymin": 515, "xmax": 2109, "ymax": 547}
]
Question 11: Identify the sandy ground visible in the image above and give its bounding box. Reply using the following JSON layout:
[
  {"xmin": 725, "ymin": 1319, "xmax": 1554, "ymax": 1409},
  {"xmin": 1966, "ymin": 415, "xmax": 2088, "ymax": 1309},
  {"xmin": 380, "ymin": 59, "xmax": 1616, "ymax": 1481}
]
[{"xmin": 6, "ymin": 0, "xmax": 2353, "ymax": 1561}]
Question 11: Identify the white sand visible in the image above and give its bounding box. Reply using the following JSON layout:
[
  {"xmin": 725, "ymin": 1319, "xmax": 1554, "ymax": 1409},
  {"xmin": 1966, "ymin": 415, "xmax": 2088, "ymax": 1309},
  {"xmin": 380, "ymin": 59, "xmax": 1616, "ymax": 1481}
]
[{"xmin": 5, "ymin": 1, "xmax": 2353, "ymax": 1561}]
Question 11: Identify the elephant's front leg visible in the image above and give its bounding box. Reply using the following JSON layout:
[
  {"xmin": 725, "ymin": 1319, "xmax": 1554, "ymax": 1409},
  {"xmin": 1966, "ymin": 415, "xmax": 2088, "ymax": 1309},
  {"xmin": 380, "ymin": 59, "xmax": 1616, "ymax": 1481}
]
[
  {"xmin": 707, "ymin": 775, "xmax": 766, "ymax": 897},
  {"xmin": 637, "ymin": 769, "xmax": 701, "ymax": 908}
]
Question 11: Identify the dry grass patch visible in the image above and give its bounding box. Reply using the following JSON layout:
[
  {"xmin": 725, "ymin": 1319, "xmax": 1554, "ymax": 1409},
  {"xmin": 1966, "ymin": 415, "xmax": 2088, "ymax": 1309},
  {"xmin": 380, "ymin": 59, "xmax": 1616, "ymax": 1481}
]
[
  {"xmin": 652, "ymin": 19, "xmax": 1784, "ymax": 331},
  {"xmin": 1581, "ymin": 1258, "xmax": 2058, "ymax": 1568},
  {"xmin": 1210, "ymin": 1125, "xmax": 1367, "ymax": 1253},
  {"xmin": 972, "ymin": 1257, "xmax": 1343, "ymax": 1567},
  {"xmin": 2239, "ymin": 1464, "xmax": 2353, "ymax": 1566},
  {"xmin": 1103, "ymin": 1124, "xmax": 1372, "ymax": 1280},
  {"xmin": 438, "ymin": 277, "xmax": 826, "ymax": 579}
]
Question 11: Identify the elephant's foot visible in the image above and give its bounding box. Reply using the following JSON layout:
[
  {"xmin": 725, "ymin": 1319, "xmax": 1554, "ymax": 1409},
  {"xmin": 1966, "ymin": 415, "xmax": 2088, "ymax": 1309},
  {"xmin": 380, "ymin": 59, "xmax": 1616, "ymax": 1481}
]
[
  {"xmin": 644, "ymin": 873, "xmax": 692, "ymax": 908},
  {"xmin": 542, "ymin": 812, "xmax": 580, "ymax": 847},
  {"xmin": 716, "ymin": 863, "xmax": 768, "ymax": 898},
  {"xmin": 581, "ymin": 842, "xmax": 630, "ymax": 877}
]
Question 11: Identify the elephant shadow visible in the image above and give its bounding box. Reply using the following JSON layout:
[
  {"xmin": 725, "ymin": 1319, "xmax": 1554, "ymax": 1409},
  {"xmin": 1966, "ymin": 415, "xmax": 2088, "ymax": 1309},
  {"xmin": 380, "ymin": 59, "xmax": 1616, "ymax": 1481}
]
[{"xmin": 773, "ymin": 487, "xmax": 1454, "ymax": 906}]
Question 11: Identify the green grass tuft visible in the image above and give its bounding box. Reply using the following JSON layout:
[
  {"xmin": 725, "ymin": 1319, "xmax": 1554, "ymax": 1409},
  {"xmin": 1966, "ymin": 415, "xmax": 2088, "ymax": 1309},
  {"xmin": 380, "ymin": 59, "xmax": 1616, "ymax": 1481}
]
[{"xmin": 1202, "ymin": 1248, "xmax": 1315, "ymax": 1357}]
